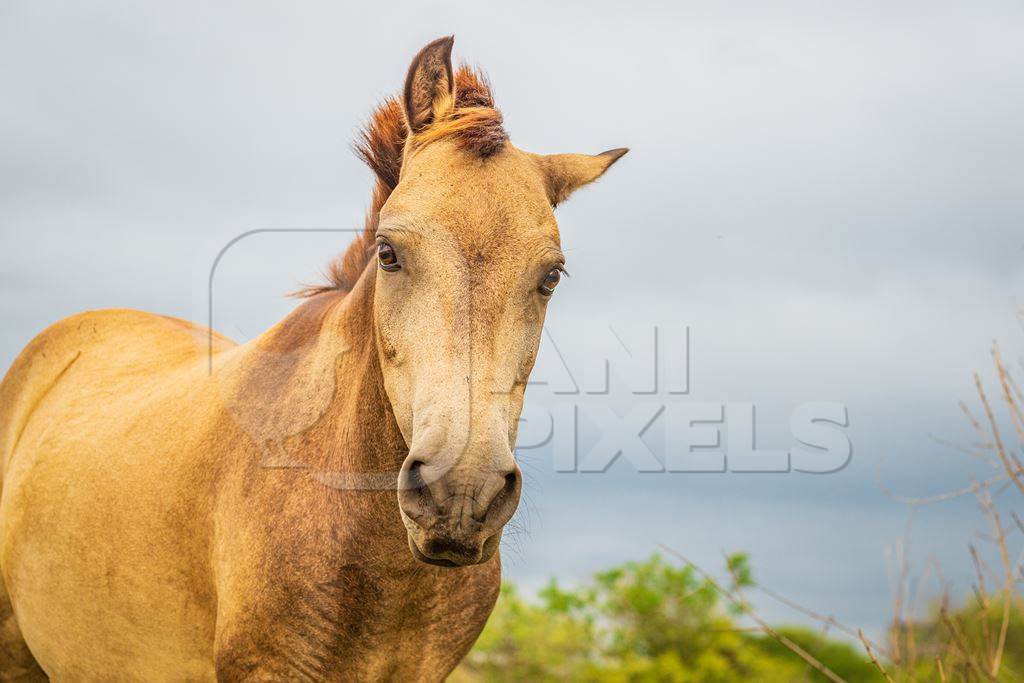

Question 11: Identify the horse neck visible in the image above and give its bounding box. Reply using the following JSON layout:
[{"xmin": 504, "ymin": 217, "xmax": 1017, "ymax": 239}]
[{"xmin": 221, "ymin": 266, "xmax": 406, "ymax": 479}]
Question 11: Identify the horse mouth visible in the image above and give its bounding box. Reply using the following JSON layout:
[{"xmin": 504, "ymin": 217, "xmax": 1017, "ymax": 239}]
[
  {"xmin": 408, "ymin": 539, "xmax": 462, "ymax": 567},
  {"xmin": 406, "ymin": 532, "xmax": 500, "ymax": 568}
]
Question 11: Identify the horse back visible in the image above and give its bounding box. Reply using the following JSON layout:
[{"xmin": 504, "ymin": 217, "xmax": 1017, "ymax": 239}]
[{"xmin": 0, "ymin": 308, "xmax": 234, "ymax": 473}]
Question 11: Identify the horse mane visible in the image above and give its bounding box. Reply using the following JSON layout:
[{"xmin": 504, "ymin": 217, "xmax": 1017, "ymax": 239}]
[{"xmin": 296, "ymin": 65, "xmax": 506, "ymax": 298}]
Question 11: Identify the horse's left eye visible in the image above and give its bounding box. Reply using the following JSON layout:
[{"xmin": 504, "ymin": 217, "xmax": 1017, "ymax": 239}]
[
  {"xmin": 538, "ymin": 267, "xmax": 562, "ymax": 296},
  {"xmin": 378, "ymin": 242, "xmax": 401, "ymax": 272}
]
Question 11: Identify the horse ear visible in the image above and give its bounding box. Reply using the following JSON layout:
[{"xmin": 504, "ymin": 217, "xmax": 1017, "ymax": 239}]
[
  {"xmin": 533, "ymin": 148, "xmax": 629, "ymax": 206},
  {"xmin": 403, "ymin": 36, "xmax": 456, "ymax": 134}
]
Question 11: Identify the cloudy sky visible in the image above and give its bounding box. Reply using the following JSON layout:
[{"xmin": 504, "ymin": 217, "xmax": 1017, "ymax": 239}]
[{"xmin": 3, "ymin": 0, "xmax": 1024, "ymax": 638}]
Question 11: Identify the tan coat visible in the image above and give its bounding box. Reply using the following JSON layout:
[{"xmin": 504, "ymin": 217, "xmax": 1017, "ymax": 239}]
[{"xmin": 0, "ymin": 37, "xmax": 624, "ymax": 681}]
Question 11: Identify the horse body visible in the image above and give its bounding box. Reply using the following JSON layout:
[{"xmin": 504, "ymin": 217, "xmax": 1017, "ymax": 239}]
[
  {"xmin": 0, "ymin": 277, "xmax": 497, "ymax": 680},
  {"xmin": 0, "ymin": 37, "xmax": 623, "ymax": 680},
  {"xmin": 0, "ymin": 308, "xmax": 224, "ymax": 679}
]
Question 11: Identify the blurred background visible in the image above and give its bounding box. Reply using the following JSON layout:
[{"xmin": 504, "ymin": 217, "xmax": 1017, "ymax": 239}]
[{"xmin": 2, "ymin": 0, "xmax": 1023, "ymax": 672}]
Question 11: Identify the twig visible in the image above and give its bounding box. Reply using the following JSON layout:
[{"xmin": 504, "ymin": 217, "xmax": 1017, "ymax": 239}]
[
  {"xmin": 858, "ymin": 629, "xmax": 896, "ymax": 683},
  {"xmin": 1012, "ymin": 511, "xmax": 1024, "ymax": 537},
  {"xmin": 976, "ymin": 371, "xmax": 1024, "ymax": 498},
  {"xmin": 755, "ymin": 582, "xmax": 889, "ymax": 656},
  {"xmin": 978, "ymin": 490, "xmax": 1013, "ymax": 678},
  {"xmin": 658, "ymin": 545, "xmax": 847, "ymax": 683},
  {"xmin": 877, "ymin": 472, "xmax": 1008, "ymax": 506},
  {"xmin": 940, "ymin": 608, "xmax": 997, "ymax": 681},
  {"xmin": 993, "ymin": 344, "xmax": 1024, "ymax": 466},
  {"xmin": 969, "ymin": 543, "xmax": 991, "ymax": 603}
]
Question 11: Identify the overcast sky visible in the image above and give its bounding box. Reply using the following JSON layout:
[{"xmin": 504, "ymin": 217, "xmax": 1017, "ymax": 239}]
[{"xmin": 3, "ymin": 0, "xmax": 1024, "ymax": 638}]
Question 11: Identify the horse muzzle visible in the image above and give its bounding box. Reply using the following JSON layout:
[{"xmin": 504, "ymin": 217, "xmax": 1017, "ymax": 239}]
[{"xmin": 397, "ymin": 456, "xmax": 522, "ymax": 567}]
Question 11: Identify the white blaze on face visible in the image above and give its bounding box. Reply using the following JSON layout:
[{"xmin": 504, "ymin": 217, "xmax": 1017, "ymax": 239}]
[{"xmin": 378, "ymin": 36, "xmax": 626, "ymax": 566}]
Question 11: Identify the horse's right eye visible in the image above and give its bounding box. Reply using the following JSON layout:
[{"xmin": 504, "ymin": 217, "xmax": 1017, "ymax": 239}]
[
  {"xmin": 538, "ymin": 266, "xmax": 563, "ymax": 296},
  {"xmin": 378, "ymin": 242, "xmax": 401, "ymax": 272}
]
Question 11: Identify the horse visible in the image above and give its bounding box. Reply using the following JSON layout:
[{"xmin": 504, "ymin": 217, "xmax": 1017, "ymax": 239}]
[{"xmin": 0, "ymin": 36, "xmax": 625, "ymax": 681}]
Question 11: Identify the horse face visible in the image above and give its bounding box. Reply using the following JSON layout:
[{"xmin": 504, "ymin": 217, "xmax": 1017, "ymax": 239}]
[
  {"xmin": 372, "ymin": 140, "xmax": 552, "ymax": 566},
  {"xmin": 373, "ymin": 38, "xmax": 625, "ymax": 567}
]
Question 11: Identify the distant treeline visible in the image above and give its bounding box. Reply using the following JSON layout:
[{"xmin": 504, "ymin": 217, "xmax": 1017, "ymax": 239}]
[{"xmin": 451, "ymin": 552, "xmax": 1024, "ymax": 682}]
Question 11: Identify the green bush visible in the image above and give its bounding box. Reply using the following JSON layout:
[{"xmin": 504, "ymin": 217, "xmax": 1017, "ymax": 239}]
[{"xmin": 454, "ymin": 554, "xmax": 876, "ymax": 682}]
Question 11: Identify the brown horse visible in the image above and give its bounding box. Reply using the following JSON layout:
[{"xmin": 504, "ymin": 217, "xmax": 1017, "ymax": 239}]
[{"xmin": 0, "ymin": 37, "xmax": 625, "ymax": 681}]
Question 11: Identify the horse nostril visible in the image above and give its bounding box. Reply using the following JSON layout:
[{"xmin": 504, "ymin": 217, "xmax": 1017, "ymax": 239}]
[
  {"xmin": 481, "ymin": 466, "xmax": 522, "ymax": 529},
  {"xmin": 406, "ymin": 459, "xmax": 425, "ymax": 488},
  {"xmin": 398, "ymin": 458, "xmax": 437, "ymax": 523}
]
